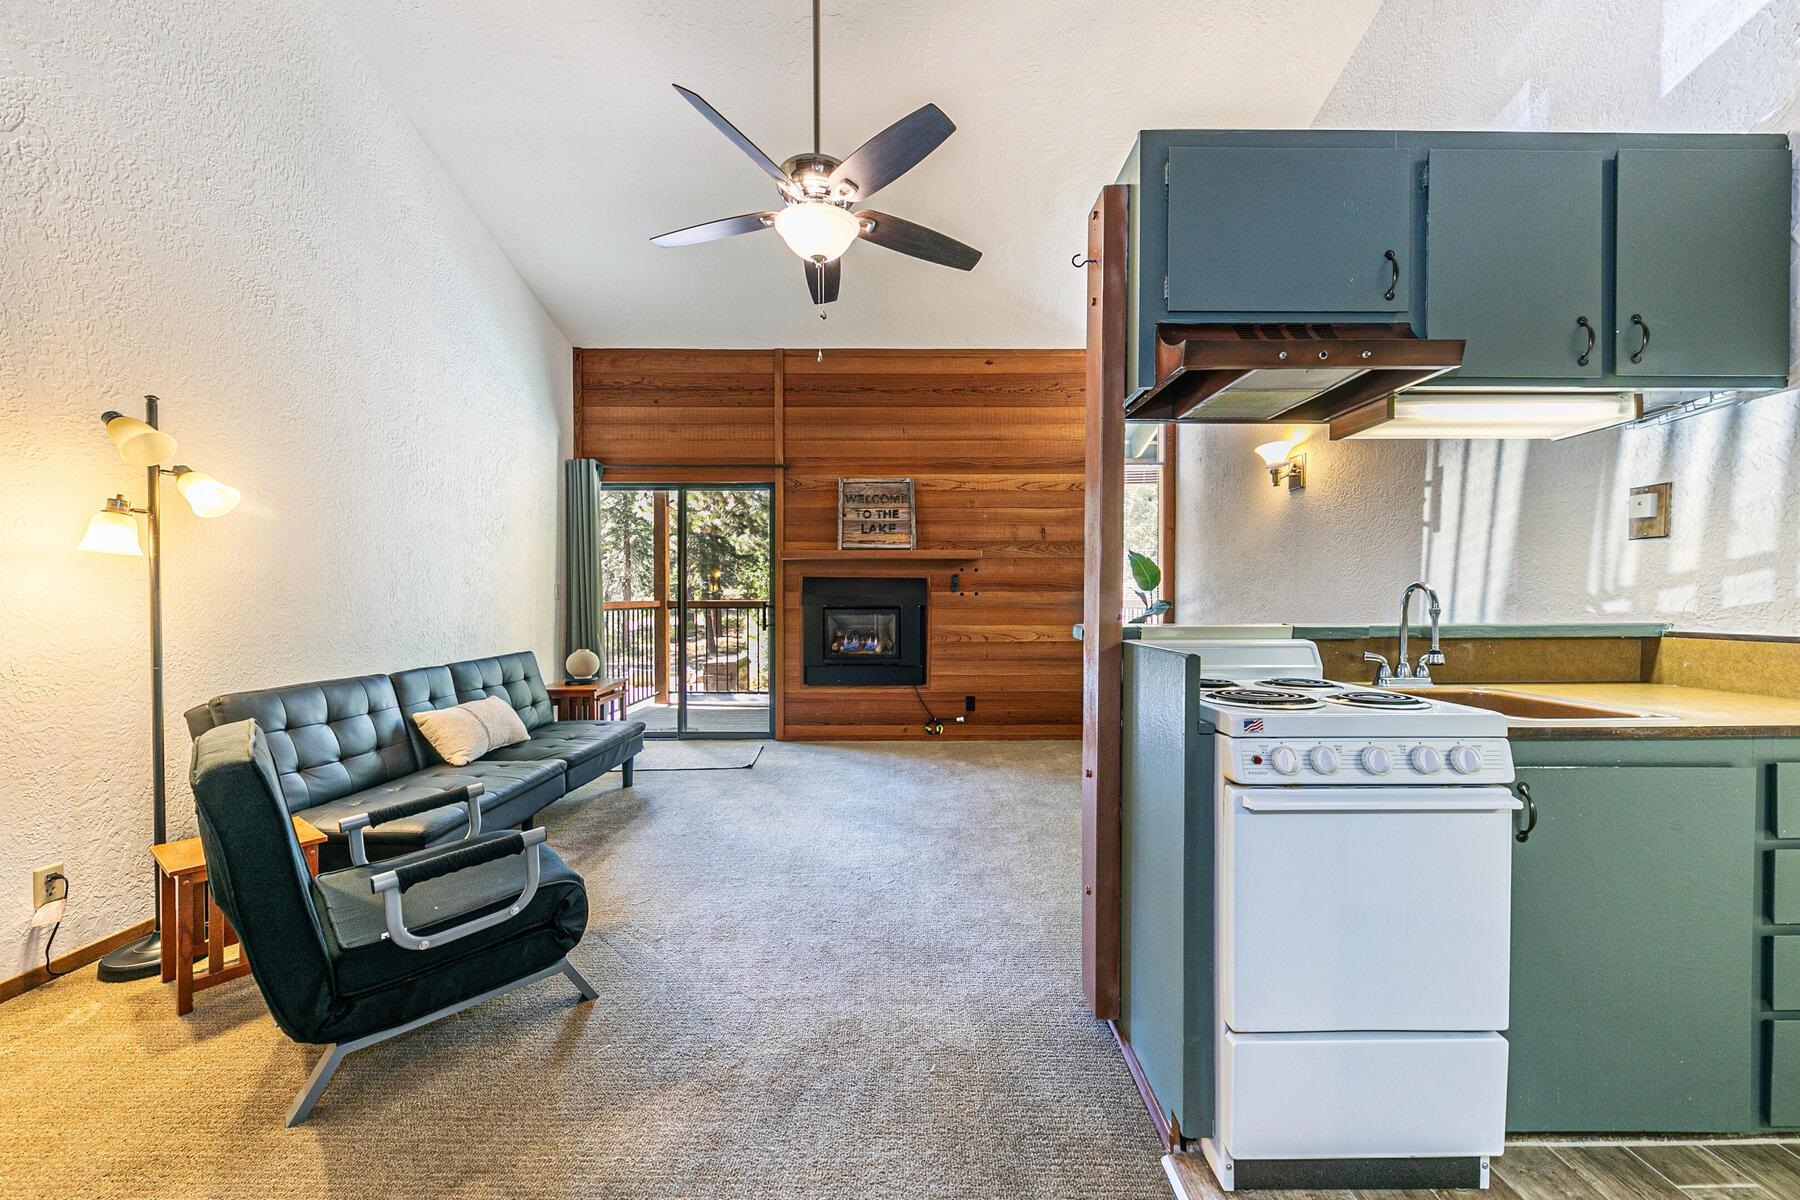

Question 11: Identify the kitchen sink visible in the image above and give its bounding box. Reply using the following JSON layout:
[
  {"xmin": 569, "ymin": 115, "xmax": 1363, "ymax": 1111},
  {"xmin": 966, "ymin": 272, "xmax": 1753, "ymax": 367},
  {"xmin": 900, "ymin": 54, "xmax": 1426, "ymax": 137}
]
[{"xmin": 1396, "ymin": 687, "xmax": 1674, "ymax": 722}]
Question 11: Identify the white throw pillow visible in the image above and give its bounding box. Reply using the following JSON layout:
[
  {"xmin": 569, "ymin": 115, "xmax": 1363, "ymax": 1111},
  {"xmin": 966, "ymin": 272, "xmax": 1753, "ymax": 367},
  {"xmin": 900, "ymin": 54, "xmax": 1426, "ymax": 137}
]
[
  {"xmin": 465, "ymin": 695, "xmax": 530, "ymax": 750},
  {"xmin": 412, "ymin": 705, "xmax": 490, "ymax": 767}
]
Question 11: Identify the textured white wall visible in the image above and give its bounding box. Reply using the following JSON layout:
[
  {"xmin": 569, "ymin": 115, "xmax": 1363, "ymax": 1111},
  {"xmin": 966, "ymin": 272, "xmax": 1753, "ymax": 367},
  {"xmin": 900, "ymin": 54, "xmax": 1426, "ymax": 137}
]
[
  {"xmin": 0, "ymin": 1, "xmax": 572, "ymax": 977},
  {"xmin": 1178, "ymin": 0, "xmax": 1800, "ymax": 631}
]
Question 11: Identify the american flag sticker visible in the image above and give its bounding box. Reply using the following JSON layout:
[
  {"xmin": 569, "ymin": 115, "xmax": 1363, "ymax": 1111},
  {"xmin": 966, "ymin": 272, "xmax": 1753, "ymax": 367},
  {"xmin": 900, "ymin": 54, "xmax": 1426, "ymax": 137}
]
[{"xmin": 1243, "ymin": 718, "xmax": 1265, "ymax": 734}]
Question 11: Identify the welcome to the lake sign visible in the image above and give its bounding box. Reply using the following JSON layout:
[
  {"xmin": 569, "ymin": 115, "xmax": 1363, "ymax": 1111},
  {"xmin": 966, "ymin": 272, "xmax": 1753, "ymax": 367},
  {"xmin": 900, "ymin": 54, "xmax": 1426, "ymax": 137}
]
[{"xmin": 838, "ymin": 477, "xmax": 916, "ymax": 549}]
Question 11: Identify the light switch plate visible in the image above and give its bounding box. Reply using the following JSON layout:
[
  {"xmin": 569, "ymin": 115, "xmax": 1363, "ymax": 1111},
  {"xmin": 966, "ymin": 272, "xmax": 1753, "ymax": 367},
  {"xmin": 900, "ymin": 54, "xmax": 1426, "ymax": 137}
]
[{"xmin": 1629, "ymin": 482, "xmax": 1671, "ymax": 539}]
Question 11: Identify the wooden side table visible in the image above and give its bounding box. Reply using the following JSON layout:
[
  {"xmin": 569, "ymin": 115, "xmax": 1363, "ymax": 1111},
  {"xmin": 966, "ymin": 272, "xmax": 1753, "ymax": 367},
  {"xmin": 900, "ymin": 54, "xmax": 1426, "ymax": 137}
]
[
  {"xmin": 548, "ymin": 678, "xmax": 628, "ymax": 722},
  {"xmin": 151, "ymin": 816, "xmax": 326, "ymax": 1016}
]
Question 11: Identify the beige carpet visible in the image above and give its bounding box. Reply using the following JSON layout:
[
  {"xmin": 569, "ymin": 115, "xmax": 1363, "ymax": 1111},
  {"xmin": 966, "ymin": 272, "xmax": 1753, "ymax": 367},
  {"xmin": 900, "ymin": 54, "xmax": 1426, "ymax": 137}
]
[{"xmin": 0, "ymin": 740, "xmax": 1167, "ymax": 1199}]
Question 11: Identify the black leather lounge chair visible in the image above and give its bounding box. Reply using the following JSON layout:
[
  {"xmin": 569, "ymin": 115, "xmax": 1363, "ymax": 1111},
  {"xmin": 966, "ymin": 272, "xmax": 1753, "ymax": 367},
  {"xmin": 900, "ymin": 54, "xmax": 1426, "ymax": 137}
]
[{"xmin": 190, "ymin": 718, "xmax": 597, "ymax": 1126}]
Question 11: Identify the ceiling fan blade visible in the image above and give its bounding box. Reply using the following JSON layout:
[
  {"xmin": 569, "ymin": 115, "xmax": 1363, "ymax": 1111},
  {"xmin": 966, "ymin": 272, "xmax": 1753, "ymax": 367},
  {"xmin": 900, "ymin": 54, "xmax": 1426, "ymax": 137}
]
[
  {"xmin": 673, "ymin": 85, "xmax": 789, "ymax": 184},
  {"xmin": 856, "ymin": 210, "xmax": 981, "ymax": 271},
  {"xmin": 828, "ymin": 104, "xmax": 955, "ymax": 200},
  {"xmin": 650, "ymin": 212, "xmax": 773, "ymax": 247},
  {"xmin": 804, "ymin": 258, "xmax": 841, "ymax": 305}
]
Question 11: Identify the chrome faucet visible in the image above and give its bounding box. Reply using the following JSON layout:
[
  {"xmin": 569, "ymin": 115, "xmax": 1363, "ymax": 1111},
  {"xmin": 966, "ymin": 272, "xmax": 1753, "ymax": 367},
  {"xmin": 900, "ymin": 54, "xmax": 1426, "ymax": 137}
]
[{"xmin": 1365, "ymin": 581, "xmax": 1445, "ymax": 686}]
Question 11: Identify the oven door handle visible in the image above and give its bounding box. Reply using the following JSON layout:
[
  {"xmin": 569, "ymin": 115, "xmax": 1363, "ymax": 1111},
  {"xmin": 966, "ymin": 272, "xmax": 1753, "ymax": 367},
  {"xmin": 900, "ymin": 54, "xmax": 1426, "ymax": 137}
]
[{"xmin": 1239, "ymin": 795, "xmax": 1522, "ymax": 814}]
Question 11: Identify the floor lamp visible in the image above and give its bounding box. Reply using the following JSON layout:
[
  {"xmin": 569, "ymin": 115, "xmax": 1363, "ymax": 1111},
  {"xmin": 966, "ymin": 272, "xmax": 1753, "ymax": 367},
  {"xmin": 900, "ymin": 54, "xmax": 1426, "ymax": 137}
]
[{"xmin": 77, "ymin": 396, "xmax": 240, "ymax": 983}]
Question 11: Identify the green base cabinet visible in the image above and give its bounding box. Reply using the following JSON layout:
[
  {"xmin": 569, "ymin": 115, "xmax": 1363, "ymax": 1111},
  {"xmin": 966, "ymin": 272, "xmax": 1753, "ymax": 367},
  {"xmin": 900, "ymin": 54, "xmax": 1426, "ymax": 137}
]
[
  {"xmin": 1506, "ymin": 762, "xmax": 1757, "ymax": 1131},
  {"xmin": 1772, "ymin": 1023, "xmax": 1800, "ymax": 1127}
]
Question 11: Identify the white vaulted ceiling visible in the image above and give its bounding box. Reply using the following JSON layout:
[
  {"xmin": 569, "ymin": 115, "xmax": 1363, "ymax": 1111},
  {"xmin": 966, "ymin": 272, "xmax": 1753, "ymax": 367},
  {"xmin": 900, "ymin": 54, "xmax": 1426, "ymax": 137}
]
[{"xmin": 323, "ymin": 0, "xmax": 1383, "ymax": 347}]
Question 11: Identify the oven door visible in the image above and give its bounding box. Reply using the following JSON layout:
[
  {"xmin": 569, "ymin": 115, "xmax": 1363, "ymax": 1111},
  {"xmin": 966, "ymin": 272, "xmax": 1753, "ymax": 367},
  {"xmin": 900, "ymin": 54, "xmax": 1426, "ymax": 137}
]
[{"xmin": 1218, "ymin": 783, "xmax": 1520, "ymax": 1034}]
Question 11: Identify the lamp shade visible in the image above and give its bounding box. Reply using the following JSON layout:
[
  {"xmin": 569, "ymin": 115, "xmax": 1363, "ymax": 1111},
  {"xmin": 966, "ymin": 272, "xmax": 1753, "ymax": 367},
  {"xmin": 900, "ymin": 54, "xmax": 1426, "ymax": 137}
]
[
  {"xmin": 773, "ymin": 201, "xmax": 860, "ymax": 263},
  {"xmin": 1253, "ymin": 437, "xmax": 1300, "ymax": 466},
  {"xmin": 77, "ymin": 498, "xmax": 143, "ymax": 556},
  {"xmin": 103, "ymin": 414, "xmax": 177, "ymax": 466},
  {"xmin": 565, "ymin": 648, "xmax": 601, "ymax": 681},
  {"xmin": 174, "ymin": 469, "xmax": 241, "ymax": 517}
]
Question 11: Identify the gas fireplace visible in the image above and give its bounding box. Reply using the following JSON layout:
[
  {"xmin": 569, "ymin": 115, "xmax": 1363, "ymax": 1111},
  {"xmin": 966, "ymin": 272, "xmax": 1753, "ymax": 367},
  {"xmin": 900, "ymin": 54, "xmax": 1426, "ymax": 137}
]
[{"xmin": 801, "ymin": 577, "xmax": 927, "ymax": 685}]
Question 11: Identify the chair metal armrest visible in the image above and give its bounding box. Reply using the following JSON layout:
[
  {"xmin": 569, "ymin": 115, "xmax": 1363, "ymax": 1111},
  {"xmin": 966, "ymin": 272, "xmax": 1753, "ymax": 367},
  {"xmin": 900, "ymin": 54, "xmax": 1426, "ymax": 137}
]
[
  {"xmin": 338, "ymin": 782, "xmax": 486, "ymax": 867},
  {"xmin": 367, "ymin": 827, "xmax": 547, "ymax": 951}
]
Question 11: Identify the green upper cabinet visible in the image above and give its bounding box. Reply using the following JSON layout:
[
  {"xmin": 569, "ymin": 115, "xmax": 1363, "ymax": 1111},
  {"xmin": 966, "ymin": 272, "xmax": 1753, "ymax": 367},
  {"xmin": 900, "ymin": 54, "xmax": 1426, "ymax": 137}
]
[
  {"xmin": 1425, "ymin": 150, "xmax": 1606, "ymax": 380},
  {"xmin": 1165, "ymin": 146, "xmax": 1411, "ymax": 314},
  {"xmin": 1614, "ymin": 148, "xmax": 1793, "ymax": 379}
]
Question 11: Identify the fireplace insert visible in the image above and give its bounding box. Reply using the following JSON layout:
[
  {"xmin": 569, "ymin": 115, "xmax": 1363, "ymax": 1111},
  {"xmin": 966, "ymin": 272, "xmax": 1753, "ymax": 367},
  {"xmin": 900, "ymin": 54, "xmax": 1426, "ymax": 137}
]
[{"xmin": 801, "ymin": 577, "xmax": 927, "ymax": 685}]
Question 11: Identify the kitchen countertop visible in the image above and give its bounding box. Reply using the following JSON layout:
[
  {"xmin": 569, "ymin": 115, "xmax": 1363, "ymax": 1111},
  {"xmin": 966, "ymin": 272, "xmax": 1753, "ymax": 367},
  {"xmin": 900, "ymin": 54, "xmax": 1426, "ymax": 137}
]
[
  {"xmin": 1465, "ymin": 681, "xmax": 1800, "ymax": 740},
  {"xmin": 1296, "ymin": 622, "xmax": 1671, "ymax": 640}
]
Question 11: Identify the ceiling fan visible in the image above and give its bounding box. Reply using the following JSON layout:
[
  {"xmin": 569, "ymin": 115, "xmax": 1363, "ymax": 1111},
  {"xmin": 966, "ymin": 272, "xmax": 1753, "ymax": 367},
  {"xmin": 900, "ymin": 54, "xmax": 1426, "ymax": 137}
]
[{"xmin": 649, "ymin": 0, "xmax": 981, "ymax": 306}]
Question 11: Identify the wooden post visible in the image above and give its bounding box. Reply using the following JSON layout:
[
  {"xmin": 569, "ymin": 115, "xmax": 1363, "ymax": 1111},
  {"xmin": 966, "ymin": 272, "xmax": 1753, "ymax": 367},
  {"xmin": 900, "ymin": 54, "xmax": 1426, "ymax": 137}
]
[
  {"xmin": 653, "ymin": 490, "xmax": 671, "ymax": 705},
  {"xmin": 1160, "ymin": 423, "xmax": 1178, "ymax": 622},
  {"xmin": 1082, "ymin": 185, "xmax": 1129, "ymax": 1020}
]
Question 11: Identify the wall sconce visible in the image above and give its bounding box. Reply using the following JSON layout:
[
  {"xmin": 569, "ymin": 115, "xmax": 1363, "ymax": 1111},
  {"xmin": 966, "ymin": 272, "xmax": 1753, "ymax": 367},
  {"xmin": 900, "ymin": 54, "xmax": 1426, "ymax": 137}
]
[{"xmin": 1253, "ymin": 438, "xmax": 1306, "ymax": 491}]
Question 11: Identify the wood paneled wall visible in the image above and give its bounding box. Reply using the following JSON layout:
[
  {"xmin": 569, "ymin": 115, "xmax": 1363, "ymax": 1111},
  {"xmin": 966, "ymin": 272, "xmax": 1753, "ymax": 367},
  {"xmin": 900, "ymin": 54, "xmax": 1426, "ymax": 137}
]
[{"xmin": 575, "ymin": 348, "xmax": 1086, "ymax": 740}]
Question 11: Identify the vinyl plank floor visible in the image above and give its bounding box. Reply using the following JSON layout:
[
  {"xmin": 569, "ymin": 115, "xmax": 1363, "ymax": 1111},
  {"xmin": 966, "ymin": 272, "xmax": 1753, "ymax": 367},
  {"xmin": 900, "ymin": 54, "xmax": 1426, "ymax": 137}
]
[
  {"xmin": 1553, "ymin": 1147, "xmax": 1686, "ymax": 1200},
  {"xmin": 1707, "ymin": 1144, "xmax": 1800, "ymax": 1196},
  {"xmin": 1626, "ymin": 1144, "xmax": 1754, "ymax": 1189},
  {"xmin": 1165, "ymin": 1143, "xmax": 1800, "ymax": 1200},
  {"xmin": 1491, "ymin": 1146, "xmax": 1614, "ymax": 1200}
]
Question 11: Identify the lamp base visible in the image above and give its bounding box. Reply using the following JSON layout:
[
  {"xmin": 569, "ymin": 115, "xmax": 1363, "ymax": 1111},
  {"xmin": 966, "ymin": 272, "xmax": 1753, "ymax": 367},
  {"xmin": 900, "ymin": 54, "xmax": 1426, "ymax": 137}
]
[{"xmin": 96, "ymin": 931, "xmax": 162, "ymax": 982}]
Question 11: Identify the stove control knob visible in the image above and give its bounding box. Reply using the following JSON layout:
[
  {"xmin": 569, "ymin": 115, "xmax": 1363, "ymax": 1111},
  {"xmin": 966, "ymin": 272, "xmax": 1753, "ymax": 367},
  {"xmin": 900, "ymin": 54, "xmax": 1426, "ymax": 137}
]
[
  {"xmin": 1269, "ymin": 746, "xmax": 1300, "ymax": 776},
  {"xmin": 1359, "ymin": 746, "xmax": 1391, "ymax": 775},
  {"xmin": 1410, "ymin": 746, "xmax": 1444, "ymax": 774},
  {"xmin": 1308, "ymin": 746, "xmax": 1339, "ymax": 775},
  {"xmin": 1447, "ymin": 745, "xmax": 1482, "ymax": 775}
]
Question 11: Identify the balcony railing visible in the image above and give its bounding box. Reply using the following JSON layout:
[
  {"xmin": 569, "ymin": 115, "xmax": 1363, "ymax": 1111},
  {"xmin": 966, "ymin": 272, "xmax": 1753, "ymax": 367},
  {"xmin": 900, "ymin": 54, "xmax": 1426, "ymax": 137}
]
[{"xmin": 601, "ymin": 600, "xmax": 771, "ymax": 709}]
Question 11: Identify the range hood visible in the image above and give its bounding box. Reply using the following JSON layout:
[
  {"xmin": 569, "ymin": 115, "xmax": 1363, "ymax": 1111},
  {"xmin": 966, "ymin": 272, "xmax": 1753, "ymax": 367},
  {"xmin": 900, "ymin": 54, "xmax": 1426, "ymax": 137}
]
[{"xmin": 1123, "ymin": 323, "xmax": 1466, "ymax": 425}]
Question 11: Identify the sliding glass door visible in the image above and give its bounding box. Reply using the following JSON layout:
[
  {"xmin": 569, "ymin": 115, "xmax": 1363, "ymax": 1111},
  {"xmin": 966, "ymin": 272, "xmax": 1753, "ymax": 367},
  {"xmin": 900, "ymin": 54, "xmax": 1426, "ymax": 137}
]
[{"xmin": 597, "ymin": 483, "xmax": 773, "ymax": 738}]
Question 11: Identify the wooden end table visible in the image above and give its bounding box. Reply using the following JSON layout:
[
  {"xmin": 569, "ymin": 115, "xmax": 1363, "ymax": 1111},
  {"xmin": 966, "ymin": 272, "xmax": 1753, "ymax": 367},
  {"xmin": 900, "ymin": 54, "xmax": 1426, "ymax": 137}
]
[
  {"xmin": 151, "ymin": 816, "xmax": 326, "ymax": 1016},
  {"xmin": 548, "ymin": 677, "xmax": 628, "ymax": 722}
]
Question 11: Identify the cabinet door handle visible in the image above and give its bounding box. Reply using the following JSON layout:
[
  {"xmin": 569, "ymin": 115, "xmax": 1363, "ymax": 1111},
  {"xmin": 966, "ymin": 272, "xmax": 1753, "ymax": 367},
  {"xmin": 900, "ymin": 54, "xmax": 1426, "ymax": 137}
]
[
  {"xmin": 1576, "ymin": 316, "xmax": 1595, "ymax": 367},
  {"xmin": 1514, "ymin": 781, "xmax": 1537, "ymax": 843},
  {"xmin": 1629, "ymin": 313, "xmax": 1651, "ymax": 364},
  {"xmin": 1383, "ymin": 249, "xmax": 1400, "ymax": 302}
]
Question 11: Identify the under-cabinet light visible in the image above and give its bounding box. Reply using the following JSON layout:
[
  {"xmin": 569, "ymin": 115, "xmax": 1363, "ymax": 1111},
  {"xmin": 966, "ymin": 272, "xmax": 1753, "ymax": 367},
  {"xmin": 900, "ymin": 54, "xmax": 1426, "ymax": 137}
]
[{"xmin": 1343, "ymin": 394, "xmax": 1641, "ymax": 440}]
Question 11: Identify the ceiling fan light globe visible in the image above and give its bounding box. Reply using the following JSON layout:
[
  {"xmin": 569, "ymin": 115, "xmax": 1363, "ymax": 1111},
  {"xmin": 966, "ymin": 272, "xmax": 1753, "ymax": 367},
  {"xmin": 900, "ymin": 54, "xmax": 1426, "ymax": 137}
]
[{"xmin": 773, "ymin": 201, "xmax": 859, "ymax": 264}]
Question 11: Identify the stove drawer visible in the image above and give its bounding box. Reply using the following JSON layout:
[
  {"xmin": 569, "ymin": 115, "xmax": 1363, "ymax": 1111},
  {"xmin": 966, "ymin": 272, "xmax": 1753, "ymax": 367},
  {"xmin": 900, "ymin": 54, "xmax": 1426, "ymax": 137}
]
[
  {"xmin": 1219, "ymin": 785, "xmax": 1519, "ymax": 1033},
  {"xmin": 1219, "ymin": 1030, "xmax": 1508, "ymax": 1160}
]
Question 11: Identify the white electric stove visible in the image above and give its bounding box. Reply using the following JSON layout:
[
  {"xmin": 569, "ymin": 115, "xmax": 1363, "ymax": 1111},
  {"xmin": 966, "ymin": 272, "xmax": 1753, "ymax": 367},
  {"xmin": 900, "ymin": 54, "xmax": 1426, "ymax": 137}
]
[{"xmin": 1152, "ymin": 638, "xmax": 1519, "ymax": 1192}]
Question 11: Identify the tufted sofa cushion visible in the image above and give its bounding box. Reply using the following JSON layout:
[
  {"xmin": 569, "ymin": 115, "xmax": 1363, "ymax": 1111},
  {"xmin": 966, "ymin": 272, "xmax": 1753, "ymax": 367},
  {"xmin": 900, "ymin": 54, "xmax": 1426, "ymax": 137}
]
[
  {"xmin": 484, "ymin": 719, "xmax": 647, "ymax": 791},
  {"xmin": 187, "ymin": 675, "xmax": 418, "ymax": 813},
  {"xmin": 392, "ymin": 652, "xmax": 554, "ymax": 766}
]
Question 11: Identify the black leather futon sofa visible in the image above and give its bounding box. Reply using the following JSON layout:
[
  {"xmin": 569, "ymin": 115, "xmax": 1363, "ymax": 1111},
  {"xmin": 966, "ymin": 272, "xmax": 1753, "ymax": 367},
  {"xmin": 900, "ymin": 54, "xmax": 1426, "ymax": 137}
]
[{"xmin": 185, "ymin": 651, "xmax": 644, "ymax": 870}]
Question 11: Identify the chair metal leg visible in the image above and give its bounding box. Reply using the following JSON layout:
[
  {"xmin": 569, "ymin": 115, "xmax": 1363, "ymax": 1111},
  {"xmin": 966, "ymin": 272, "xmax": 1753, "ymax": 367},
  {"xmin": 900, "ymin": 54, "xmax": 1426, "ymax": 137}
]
[
  {"xmin": 287, "ymin": 1044, "xmax": 349, "ymax": 1128},
  {"xmin": 562, "ymin": 959, "xmax": 599, "ymax": 1001},
  {"xmin": 279, "ymin": 956, "xmax": 595, "ymax": 1127}
]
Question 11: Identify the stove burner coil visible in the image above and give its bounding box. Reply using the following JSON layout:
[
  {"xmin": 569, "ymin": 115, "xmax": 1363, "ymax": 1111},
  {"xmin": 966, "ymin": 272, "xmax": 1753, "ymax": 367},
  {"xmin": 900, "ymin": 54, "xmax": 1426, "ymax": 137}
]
[
  {"xmin": 1201, "ymin": 687, "xmax": 1324, "ymax": 710},
  {"xmin": 1327, "ymin": 689, "xmax": 1430, "ymax": 709},
  {"xmin": 1259, "ymin": 677, "xmax": 1340, "ymax": 690}
]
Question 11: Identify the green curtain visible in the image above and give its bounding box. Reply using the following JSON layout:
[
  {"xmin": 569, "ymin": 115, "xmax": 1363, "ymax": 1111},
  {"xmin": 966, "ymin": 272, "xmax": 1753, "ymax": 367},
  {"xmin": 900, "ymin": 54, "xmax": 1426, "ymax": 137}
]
[{"xmin": 564, "ymin": 458, "xmax": 605, "ymax": 674}]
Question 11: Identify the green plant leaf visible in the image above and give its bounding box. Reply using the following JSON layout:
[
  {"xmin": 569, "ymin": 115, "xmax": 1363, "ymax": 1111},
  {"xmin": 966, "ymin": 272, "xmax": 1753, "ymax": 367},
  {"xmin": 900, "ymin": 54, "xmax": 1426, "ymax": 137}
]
[
  {"xmin": 1127, "ymin": 549, "xmax": 1161, "ymax": 593},
  {"xmin": 1127, "ymin": 599, "xmax": 1172, "ymax": 624}
]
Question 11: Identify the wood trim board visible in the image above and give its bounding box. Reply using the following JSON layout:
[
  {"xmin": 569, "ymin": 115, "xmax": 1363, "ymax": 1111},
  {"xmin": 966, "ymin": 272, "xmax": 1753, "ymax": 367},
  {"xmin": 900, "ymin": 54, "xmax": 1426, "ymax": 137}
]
[
  {"xmin": 1082, "ymin": 185, "xmax": 1129, "ymax": 1019},
  {"xmin": 0, "ymin": 918, "xmax": 154, "ymax": 1004}
]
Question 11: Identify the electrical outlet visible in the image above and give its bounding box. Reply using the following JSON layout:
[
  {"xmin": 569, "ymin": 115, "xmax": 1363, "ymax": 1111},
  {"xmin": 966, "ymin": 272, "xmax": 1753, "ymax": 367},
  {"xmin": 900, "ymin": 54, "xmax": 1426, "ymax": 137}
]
[{"xmin": 32, "ymin": 863, "xmax": 66, "ymax": 909}]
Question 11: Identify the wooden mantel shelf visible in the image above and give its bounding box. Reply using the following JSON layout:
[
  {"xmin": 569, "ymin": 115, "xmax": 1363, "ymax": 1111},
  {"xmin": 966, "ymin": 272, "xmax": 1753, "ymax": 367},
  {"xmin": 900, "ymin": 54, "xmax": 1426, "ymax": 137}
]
[{"xmin": 779, "ymin": 548, "xmax": 984, "ymax": 562}]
